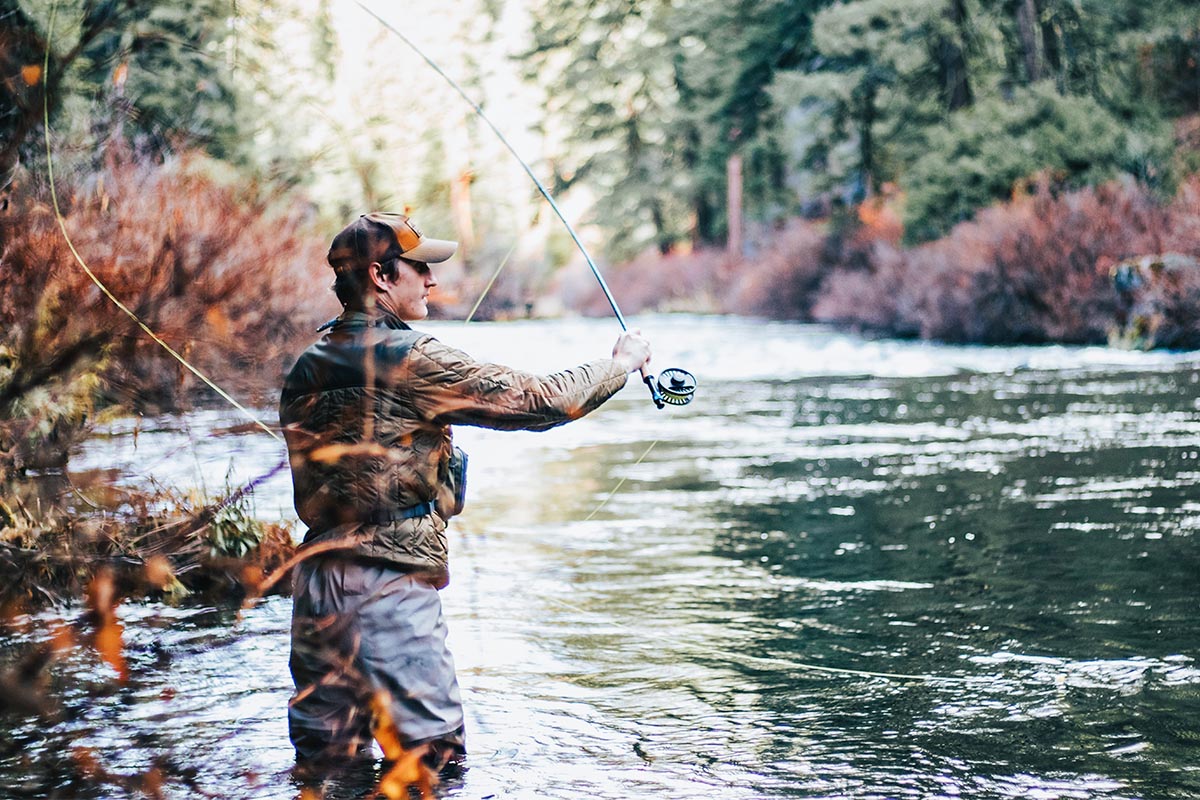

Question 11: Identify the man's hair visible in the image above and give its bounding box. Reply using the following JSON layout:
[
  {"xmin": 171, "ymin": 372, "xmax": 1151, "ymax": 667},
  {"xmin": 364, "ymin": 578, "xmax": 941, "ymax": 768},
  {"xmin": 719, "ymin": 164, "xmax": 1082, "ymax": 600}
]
[{"xmin": 332, "ymin": 258, "xmax": 400, "ymax": 308}]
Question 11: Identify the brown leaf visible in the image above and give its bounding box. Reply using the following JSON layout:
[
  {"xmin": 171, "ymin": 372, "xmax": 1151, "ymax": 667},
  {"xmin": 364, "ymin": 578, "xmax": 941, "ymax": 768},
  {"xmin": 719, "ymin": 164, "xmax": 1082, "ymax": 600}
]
[
  {"xmin": 204, "ymin": 305, "xmax": 230, "ymax": 339},
  {"xmin": 143, "ymin": 555, "xmax": 175, "ymax": 589},
  {"xmin": 369, "ymin": 691, "xmax": 406, "ymax": 761},
  {"xmin": 86, "ymin": 569, "xmax": 128, "ymax": 683},
  {"xmin": 370, "ymin": 691, "xmax": 437, "ymax": 800},
  {"xmin": 72, "ymin": 746, "xmax": 102, "ymax": 779},
  {"xmin": 139, "ymin": 766, "xmax": 165, "ymax": 800},
  {"xmin": 308, "ymin": 442, "xmax": 390, "ymax": 464},
  {"xmin": 94, "ymin": 618, "xmax": 128, "ymax": 682}
]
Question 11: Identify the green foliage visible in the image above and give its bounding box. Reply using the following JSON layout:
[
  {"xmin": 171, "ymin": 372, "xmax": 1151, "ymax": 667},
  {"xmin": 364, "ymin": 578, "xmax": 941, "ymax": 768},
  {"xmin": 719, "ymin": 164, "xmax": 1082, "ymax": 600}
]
[
  {"xmin": 773, "ymin": 0, "xmax": 948, "ymax": 200},
  {"xmin": 522, "ymin": 0, "xmax": 832, "ymax": 254},
  {"xmin": 902, "ymin": 85, "xmax": 1173, "ymax": 242},
  {"xmin": 520, "ymin": 0, "xmax": 1199, "ymax": 258},
  {"xmin": 5, "ymin": 0, "xmax": 243, "ymax": 175},
  {"xmin": 671, "ymin": 0, "xmax": 831, "ymax": 239},
  {"xmin": 4, "ymin": 352, "xmax": 103, "ymax": 453},
  {"xmin": 206, "ymin": 494, "xmax": 267, "ymax": 559},
  {"xmin": 523, "ymin": 0, "xmax": 691, "ymax": 256},
  {"xmin": 1, "ymin": 0, "xmax": 332, "ymax": 192}
]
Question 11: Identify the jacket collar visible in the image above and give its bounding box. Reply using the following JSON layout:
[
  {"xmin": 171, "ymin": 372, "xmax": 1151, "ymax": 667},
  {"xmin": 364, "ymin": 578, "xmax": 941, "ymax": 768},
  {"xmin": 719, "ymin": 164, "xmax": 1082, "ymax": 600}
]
[{"xmin": 320, "ymin": 308, "xmax": 412, "ymax": 332}]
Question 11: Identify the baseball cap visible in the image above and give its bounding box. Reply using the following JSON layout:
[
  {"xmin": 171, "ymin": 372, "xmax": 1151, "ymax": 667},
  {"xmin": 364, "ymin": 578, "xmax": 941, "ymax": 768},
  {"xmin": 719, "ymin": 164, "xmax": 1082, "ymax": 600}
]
[{"xmin": 326, "ymin": 212, "xmax": 458, "ymax": 270}]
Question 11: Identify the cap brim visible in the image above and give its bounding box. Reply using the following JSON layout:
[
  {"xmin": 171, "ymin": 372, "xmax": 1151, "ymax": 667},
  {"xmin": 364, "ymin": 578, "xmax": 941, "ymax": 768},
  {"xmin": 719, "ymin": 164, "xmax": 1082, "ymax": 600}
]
[{"xmin": 403, "ymin": 237, "xmax": 458, "ymax": 264}]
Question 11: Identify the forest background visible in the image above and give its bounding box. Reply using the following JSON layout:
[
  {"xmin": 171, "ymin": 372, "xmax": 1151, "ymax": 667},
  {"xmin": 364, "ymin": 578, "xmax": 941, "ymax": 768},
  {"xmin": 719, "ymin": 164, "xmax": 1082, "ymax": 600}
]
[{"xmin": 1, "ymin": 0, "xmax": 1200, "ymax": 605}]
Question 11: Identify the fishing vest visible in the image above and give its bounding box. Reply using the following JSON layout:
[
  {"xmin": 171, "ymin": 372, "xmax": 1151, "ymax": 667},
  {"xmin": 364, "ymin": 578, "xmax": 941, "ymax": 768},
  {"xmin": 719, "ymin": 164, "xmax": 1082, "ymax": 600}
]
[{"xmin": 280, "ymin": 309, "xmax": 628, "ymax": 587}]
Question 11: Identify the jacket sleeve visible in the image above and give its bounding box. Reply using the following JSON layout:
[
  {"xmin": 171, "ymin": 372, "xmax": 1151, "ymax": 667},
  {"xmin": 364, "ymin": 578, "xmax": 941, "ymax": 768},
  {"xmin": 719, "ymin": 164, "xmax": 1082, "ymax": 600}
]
[{"xmin": 402, "ymin": 336, "xmax": 629, "ymax": 430}]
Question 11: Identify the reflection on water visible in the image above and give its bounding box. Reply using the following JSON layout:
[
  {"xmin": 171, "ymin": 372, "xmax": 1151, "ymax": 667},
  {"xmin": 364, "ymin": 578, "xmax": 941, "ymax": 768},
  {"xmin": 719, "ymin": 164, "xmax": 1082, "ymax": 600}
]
[{"xmin": 4, "ymin": 316, "xmax": 1200, "ymax": 798}]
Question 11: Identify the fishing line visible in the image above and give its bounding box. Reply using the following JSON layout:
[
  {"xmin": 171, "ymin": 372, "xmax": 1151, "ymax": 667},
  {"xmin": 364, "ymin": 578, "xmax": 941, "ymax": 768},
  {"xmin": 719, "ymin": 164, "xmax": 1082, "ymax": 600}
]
[
  {"xmin": 39, "ymin": 2, "xmax": 279, "ymax": 444},
  {"xmin": 36, "ymin": 0, "xmax": 303, "ymax": 580},
  {"xmin": 583, "ymin": 440, "xmax": 658, "ymax": 521},
  {"xmin": 355, "ymin": 0, "xmax": 696, "ymax": 411},
  {"xmin": 463, "ymin": 240, "xmax": 519, "ymax": 324},
  {"xmin": 460, "ymin": 243, "xmax": 665, "ymax": 521}
]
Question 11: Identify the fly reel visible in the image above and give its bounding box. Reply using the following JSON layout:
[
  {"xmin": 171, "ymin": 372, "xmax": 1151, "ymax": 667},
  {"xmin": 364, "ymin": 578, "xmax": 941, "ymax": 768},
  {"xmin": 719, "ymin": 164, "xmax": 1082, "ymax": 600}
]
[{"xmin": 644, "ymin": 367, "xmax": 697, "ymax": 409}]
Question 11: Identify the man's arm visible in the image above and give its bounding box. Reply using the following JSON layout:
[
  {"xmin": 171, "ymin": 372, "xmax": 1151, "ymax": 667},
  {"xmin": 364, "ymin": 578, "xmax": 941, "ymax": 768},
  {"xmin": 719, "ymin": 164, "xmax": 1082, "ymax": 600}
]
[{"xmin": 402, "ymin": 336, "xmax": 644, "ymax": 430}]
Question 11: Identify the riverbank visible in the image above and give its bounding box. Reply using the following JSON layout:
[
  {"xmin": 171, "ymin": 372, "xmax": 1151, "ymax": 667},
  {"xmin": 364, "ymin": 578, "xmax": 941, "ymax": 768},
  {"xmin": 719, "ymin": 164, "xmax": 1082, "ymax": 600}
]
[
  {"xmin": 0, "ymin": 474, "xmax": 295, "ymax": 614},
  {"xmin": 3, "ymin": 156, "xmax": 1200, "ymax": 619},
  {"xmin": 569, "ymin": 176, "xmax": 1200, "ymax": 350}
]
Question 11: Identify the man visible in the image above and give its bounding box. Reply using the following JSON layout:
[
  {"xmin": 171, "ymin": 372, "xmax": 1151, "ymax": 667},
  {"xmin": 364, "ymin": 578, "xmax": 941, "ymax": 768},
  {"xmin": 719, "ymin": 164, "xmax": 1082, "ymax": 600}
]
[{"xmin": 280, "ymin": 212, "xmax": 651, "ymax": 772}]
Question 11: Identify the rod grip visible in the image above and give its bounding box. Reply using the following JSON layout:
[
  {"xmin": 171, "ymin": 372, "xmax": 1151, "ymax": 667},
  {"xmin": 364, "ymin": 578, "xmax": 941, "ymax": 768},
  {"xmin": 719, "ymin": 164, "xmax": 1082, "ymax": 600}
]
[{"xmin": 642, "ymin": 372, "xmax": 665, "ymax": 409}]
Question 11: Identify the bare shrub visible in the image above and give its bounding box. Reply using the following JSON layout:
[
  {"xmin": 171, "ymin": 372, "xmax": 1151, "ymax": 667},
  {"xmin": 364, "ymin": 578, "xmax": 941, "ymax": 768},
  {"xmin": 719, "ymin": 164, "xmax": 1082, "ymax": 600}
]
[
  {"xmin": 0, "ymin": 150, "xmax": 333, "ymax": 477},
  {"xmin": 527, "ymin": 175, "xmax": 1200, "ymax": 348},
  {"xmin": 569, "ymin": 247, "xmax": 729, "ymax": 317},
  {"xmin": 0, "ymin": 471, "xmax": 297, "ymax": 612},
  {"xmin": 563, "ymin": 219, "xmax": 840, "ymax": 321},
  {"xmin": 1164, "ymin": 175, "xmax": 1200, "ymax": 253},
  {"xmin": 813, "ymin": 240, "xmax": 923, "ymax": 337},
  {"xmin": 728, "ymin": 220, "xmax": 830, "ymax": 320},
  {"xmin": 817, "ymin": 178, "xmax": 1200, "ymax": 345}
]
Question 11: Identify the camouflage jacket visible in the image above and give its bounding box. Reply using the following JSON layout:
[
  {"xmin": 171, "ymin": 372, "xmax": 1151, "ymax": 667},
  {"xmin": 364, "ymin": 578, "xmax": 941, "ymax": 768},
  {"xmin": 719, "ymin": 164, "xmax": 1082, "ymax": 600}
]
[{"xmin": 279, "ymin": 309, "xmax": 628, "ymax": 587}]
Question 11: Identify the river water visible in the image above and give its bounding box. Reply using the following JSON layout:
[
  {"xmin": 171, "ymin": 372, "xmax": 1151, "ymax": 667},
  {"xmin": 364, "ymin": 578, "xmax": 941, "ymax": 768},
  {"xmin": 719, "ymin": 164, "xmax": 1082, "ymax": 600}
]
[{"xmin": 4, "ymin": 315, "xmax": 1200, "ymax": 799}]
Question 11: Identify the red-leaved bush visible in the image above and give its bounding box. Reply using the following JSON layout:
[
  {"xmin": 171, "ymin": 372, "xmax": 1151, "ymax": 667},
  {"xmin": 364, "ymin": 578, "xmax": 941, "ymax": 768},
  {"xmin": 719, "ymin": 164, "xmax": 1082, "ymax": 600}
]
[
  {"xmin": 816, "ymin": 177, "xmax": 1200, "ymax": 345},
  {"xmin": 572, "ymin": 176, "xmax": 1200, "ymax": 349},
  {"xmin": 726, "ymin": 221, "xmax": 829, "ymax": 320},
  {"xmin": 0, "ymin": 150, "xmax": 335, "ymax": 475},
  {"xmin": 566, "ymin": 246, "xmax": 730, "ymax": 317}
]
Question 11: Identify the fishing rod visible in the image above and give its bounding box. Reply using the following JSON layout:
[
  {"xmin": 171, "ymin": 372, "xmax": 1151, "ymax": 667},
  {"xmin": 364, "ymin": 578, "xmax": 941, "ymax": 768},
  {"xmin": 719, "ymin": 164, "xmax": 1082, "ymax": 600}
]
[{"xmin": 355, "ymin": 2, "xmax": 696, "ymax": 409}]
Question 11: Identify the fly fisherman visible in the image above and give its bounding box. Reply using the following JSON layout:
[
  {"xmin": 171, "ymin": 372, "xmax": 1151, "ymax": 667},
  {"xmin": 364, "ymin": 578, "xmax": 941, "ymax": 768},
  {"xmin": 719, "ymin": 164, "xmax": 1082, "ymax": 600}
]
[{"xmin": 280, "ymin": 212, "xmax": 651, "ymax": 773}]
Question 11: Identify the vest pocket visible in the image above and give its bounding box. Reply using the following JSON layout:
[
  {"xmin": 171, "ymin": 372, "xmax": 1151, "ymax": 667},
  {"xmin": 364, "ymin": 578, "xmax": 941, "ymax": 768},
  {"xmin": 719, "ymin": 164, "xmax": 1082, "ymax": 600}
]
[{"xmin": 444, "ymin": 446, "xmax": 468, "ymax": 517}]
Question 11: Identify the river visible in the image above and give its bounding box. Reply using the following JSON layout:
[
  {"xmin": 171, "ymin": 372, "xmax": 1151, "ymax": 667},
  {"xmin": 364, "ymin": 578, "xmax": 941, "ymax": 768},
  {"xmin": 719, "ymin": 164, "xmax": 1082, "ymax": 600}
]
[{"xmin": 4, "ymin": 315, "xmax": 1200, "ymax": 799}]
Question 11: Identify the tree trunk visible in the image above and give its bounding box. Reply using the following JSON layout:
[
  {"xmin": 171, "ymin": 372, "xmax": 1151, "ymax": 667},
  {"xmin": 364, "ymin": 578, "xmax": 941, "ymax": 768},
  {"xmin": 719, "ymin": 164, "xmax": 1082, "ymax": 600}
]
[
  {"xmin": 652, "ymin": 201, "xmax": 671, "ymax": 255},
  {"xmin": 449, "ymin": 168, "xmax": 475, "ymax": 265},
  {"xmin": 444, "ymin": 115, "xmax": 475, "ymax": 267},
  {"xmin": 938, "ymin": 0, "xmax": 973, "ymax": 111},
  {"xmin": 726, "ymin": 153, "xmax": 743, "ymax": 258},
  {"xmin": 1036, "ymin": 0, "xmax": 1063, "ymax": 87},
  {"xmin": 692, "ymin": 190, "xmax": 716, "ymax": 249},
  {"xmin": 858, "ymin": 78, "xmax": 878, "ymax": 198},
  {"xmin": 1015, "ymin": 0, "xmax": 1042, "ymax": 82},
  {"xmin": 0, "ymin": 17, "xmax": 50, "ymax": 192}
]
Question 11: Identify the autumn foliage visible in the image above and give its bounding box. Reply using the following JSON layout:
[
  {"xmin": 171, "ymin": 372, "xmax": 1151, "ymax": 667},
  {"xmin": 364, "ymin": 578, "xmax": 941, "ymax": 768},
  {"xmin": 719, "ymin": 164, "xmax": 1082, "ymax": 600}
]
[
  {"xmin": 0, "ymin": 148, "xmax": 333, "ymax": 614},
  {"xmin": 579, "ymin": 176, "xmax": 1200, "ymax": 349},
  {"xmin": 0, "ymin": 148, "xmax": 334, "ymax": 479},
  {"xmin": 814, "ymin": 177, "xmax": 1200, "ymax": 346}
]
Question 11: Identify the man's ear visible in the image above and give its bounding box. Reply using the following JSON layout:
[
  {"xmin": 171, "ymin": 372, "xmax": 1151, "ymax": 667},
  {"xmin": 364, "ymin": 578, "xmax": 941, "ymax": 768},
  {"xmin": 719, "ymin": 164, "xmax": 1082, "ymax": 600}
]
[{"xmin": 367, "ymin": 261, "xmax": 388, "ymax": 291}]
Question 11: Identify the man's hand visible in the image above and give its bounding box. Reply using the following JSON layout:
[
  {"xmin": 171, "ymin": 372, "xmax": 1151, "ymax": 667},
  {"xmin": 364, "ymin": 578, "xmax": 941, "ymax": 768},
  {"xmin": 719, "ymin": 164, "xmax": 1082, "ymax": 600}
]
[{"xmin": 612, "ymin": 330, "xmax": 652, "ymax": 374}]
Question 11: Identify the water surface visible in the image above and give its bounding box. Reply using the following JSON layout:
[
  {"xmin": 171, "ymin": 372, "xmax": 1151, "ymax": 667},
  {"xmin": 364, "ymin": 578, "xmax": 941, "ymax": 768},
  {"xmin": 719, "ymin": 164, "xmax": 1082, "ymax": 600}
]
[{"xmin": 4, "ymin": 316, "xmax": 1199, "ymax": 799}]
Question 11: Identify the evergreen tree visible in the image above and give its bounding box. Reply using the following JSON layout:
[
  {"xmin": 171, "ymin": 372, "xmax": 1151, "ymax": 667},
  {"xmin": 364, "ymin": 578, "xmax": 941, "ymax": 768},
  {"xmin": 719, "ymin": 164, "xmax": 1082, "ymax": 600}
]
[
  {"xmin": 771, "ymin": 0, "xmax": 950, "ymax": 202},
  {"xmin": 673, "ymin": 0, "xmax": 830, "ymax": 243},
  {"xmin": 2, "ymin": 0, "xmax": 251, "ymax": 182},
  {"xmin": 524, "ymin": 0, "xmax": 693, "ymax": 256}
]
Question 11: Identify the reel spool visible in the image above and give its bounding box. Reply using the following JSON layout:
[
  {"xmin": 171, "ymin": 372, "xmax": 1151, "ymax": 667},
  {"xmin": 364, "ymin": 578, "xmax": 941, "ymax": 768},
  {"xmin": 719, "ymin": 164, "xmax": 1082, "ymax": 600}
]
[{"xmin": 644, "ymin": 367, "xmax": 697, "ymax": 408}]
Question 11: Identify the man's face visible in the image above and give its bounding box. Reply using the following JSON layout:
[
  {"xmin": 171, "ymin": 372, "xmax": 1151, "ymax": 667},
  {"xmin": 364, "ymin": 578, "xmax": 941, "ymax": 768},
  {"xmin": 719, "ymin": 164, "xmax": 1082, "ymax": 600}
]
[{"xmin": 379, "ymin": 258, "xmax": 437, "ymax": 320}]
